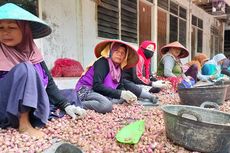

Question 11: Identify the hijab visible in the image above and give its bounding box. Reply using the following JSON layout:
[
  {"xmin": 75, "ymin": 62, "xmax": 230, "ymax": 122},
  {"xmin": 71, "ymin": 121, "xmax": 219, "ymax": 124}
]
[
  {"xmin": 212, "ymin": 53, "xmax": 226, "ymax": 65},
  {"xmin": 187, "ymin": 53, "xmax": 209, "ymax": 70},
  {"xmin": 206, "ymin": 53, "xmax": 226, "ymax": 65},
  {"xmin": 137, "ymin": 41, "xmax": 156, "ymax": 78},
  {"xmin": 107, "ymin": 43, "xmax": 128, "ymax": 83},
  {"xmin": 0, "ymin": 20, "xmax": 43, "ymax": 71},
  {"xmin": 203, "ymin": 53, "xmax": 226, "ymax": 75}
]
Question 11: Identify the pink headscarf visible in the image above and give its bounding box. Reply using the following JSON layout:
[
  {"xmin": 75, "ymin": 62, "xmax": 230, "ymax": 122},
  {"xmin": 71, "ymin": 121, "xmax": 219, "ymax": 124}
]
[
  {"xmin": 0, "ymin": 20, "xmax": 43, "ymax": 71},
  {"xmin": 108, "ymin": 43, "xmax": 127, "ymax": 83},
  {"xmin": 137, "ymin": 40, "xmax": 156, "ymax": 79}
]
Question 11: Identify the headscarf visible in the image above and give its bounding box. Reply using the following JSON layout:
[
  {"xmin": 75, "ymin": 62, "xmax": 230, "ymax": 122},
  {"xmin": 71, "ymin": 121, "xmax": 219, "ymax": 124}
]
[
  {"xmin": 193, "ymin": 53, "xmax": 209, "ymax": 65},
  {"xmin": 187, "ymin": 53, "xmax": 209, "ymax": 70},
  {"xmin": 205, "ymin": 53, "xmax": 226, "ymax": 67},
  {"xmin": 0, "ymin": 20, "xmax": 43, "ymax": 71},
  {"xmin": 202, "ymin": 53, "xmax": 226, "ymax": 75},
  {"xmin": 98, "ymin": 42, "xmax": 128, "ymax": 82},
  {"xmin": 212, "ymin": 53, "xmax": 226, "ymax": 65},
  {"xmin": 137, "ymin": 40, "xmax": 156, "ymax": 79}
]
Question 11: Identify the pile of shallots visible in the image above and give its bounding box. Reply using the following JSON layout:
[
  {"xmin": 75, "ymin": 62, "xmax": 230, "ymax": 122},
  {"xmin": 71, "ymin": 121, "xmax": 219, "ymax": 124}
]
[{"xmin": 0, "ymin": 87, "xmax": 229, "ymax": 153}]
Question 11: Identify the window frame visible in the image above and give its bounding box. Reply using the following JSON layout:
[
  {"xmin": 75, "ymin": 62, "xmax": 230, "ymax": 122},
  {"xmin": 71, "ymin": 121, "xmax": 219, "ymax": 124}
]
[
  {"xmin": 191, "ymin": 15, "xmax": 203, "ymax": 53},
  {"xmin": 157, "ymin": 0, "xmax": 187, "ymax": 47}
]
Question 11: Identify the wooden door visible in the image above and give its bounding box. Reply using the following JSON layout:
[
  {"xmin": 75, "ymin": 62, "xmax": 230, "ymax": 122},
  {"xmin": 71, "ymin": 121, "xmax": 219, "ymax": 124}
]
[
  {"xmin": 139, "ymin": 1, "xmax": 151, "ymax": 44},
  {"xmin": 157, "ymin": 9, "xmax": 167, "ymax": 62},
  {"xmin": 191, "ymin": 27, "xmax": 196, "ymax": 58}
]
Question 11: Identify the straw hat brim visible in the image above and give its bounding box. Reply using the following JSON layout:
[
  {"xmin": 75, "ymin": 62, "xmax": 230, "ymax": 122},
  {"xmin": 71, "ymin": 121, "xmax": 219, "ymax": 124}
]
[
  {"xmin": 94, "ymin": 39, "xmax": 139, "ymax": 69},
  {"xmin": 0, "ymin": 3, "xmax": 51, "ymax": 39},
  {"xmin": 160, "ymin": 42, "xmax": 189, "ymax": 58}
]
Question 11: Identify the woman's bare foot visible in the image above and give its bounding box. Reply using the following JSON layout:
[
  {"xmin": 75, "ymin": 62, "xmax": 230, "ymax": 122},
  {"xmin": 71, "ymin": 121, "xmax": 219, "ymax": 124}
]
[
  {"xmin": 19, "ymin": 111, "xmax": 44, "ymax": 138},
  {"xmin": 19, "ymin": 126, "xmax": 44, "ymax": 138}
]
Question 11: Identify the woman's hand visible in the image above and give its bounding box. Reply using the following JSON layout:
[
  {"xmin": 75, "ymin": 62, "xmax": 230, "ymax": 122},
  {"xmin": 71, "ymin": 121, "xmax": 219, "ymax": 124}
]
[
  {"xmin": 151, "ymin": 80, "xmax": 169, "ymax": 89},
  {"xmin": 121, "ymin": 90, "xmax": 137, "ymax": 103},
  {"xmin": 64, "ymin": 105, "xmax": 86, "ymax": 120}
]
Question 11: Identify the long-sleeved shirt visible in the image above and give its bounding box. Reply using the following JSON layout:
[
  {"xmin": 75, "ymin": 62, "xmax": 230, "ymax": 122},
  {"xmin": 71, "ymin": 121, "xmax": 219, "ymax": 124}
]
[
  {"xmin": 76, "ymin": 57, "xmax": 124, "ymax": 99},
  {"xmin": 157, "ymin": 53, "xmax": 182, "ymax": 77}
]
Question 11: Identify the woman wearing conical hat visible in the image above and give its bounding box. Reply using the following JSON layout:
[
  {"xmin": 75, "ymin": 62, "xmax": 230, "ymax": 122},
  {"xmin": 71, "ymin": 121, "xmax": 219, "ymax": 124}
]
[
  {"xmin": 0, "ymin": 3, "xmax": 86, "ymax": 138},
  {"xmin": 157, "ymin": 41, "xmax": 198, "ymax": 89},
  {"xmin": 75, "ymin": 39, "xmax": 139, "ymax": 113},
  {"xmin": 122, "ymin": 40, "xmax": 169, "ymax": 106}
]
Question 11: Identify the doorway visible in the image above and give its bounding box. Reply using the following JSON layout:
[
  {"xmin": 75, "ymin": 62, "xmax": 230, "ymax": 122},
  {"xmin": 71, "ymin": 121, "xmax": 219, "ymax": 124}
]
[{"xmin": 139, "ymin": 1, "xmax": 151, "ymax": 45}]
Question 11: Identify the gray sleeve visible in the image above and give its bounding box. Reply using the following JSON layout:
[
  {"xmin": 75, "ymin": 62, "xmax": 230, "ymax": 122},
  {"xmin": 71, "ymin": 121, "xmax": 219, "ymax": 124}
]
[{"xmin": 162, "ymin": 55, "xmax": 177, "ymax": 77}]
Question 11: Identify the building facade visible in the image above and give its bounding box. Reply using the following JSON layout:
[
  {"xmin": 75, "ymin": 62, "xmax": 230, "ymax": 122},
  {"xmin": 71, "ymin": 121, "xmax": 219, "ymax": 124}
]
[{"xmin": 1, "ymin": 0, "xmax": 229, "ymax": 72}]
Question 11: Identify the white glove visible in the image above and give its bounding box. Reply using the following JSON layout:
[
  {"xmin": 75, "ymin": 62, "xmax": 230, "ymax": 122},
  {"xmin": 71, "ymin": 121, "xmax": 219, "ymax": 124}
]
[
  {"xmin": 120, "ymin": 90, "xmax": 137, "ymax": 103},
  {"xmin": 64, "ymin": 105, "xmax": 86, "ymax": 120},
  {"xmin": 151, "ymin": 80, "xmax": 168, "ymax": 88}
]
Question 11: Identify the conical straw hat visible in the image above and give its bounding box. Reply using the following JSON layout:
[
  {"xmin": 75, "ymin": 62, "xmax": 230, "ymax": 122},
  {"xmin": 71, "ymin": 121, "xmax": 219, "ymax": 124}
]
[
  {"xmin": 160, "ymin": 41, "xmax": 189, "ymax": 58},
  {"xmin": 0, "ymin": 3, "xmax": 51, "ymax": 39}
]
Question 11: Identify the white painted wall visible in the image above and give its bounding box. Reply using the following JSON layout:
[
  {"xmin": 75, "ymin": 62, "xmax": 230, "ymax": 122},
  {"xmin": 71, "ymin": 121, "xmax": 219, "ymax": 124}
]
[{"xmin": 40, "ymin": 0, "xmax": 81, "ymax": 69}]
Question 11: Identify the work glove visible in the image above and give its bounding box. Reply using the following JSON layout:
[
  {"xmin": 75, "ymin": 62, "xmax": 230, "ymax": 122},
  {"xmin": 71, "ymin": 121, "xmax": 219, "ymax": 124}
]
[
  {"xmin": 120, "ymin": 90, "xmax": 137, "ymax": 103},
  {"xmin": 151, "ymin": 80, "xmax": 168, "ymax": 89},
  {"xmin": 64, "ymin": 105, "xmax": 86, "ymax": 120}
]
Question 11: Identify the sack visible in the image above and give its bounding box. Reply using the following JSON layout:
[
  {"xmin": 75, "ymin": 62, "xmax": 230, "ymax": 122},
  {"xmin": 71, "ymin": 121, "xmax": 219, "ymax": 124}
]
[
  {"xmin": 178, "ymin": 77, "xmax": 195, "ymax": 89},
  {"xmin": 51, "ymin": 58, "xmax": 84, "ymax": 77}
]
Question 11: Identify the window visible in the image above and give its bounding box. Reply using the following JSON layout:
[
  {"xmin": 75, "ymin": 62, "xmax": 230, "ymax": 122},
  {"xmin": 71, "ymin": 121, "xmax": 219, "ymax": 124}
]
[
  {"xmin": 97, "ymin": 0, "xmax": 119, "ymax": 39},
  {"xmin": 158, "ymin": 0, "xmax": 169, "ymax": 11},
  {"xmin": 158, "ymin": 0, "xmax": 187, "ymax": 46},
  {"xmin": 169, "ymin": 15, "xmax": 178, "ymax": 42},
  {"xmin": 0, "ymin": 0, "xmax": 38, "ymax": 16},
  {"xmin": 97, "ymin": 0, "xmax": 137, "ymax": 43},
  {"xmin": 211, "ymin": 25, "xmax": 222, "ymax": 57},
  {"xmin": 224, "ymin": 30, "xmax": 230, "ymax": 57},
  {"xmin": 121, "ymin": 0, "xmax": 137, "ymax": 43},
  {"xmin": 191, "ymin": 15, "xmax": 203, "ymax": 53}
]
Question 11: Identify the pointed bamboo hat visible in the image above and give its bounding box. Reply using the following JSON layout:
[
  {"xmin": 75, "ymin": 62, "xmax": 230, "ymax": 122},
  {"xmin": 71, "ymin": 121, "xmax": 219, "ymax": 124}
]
[
  {"xmin": 160, "ymin": 41, "xmax": 189, "ymax": 58},
  {"xmin": 0, "ymin": 3, "xmax": 51, "ymax": 38},
  {"xmin": 94, "ymin": 39, "xmax": 139, "ymax": 69}
]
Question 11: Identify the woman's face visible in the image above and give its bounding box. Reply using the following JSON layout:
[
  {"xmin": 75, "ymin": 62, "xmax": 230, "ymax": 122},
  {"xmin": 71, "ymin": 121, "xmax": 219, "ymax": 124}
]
[
  {"xmin": 111, "ymin": 46, "xmax": 126, "ymax": 64},
  {"xmin": 218, "ymin": 59, "xmax": 225, "ymax": 65},
  {"xmin": 0, "ymin": 20, "xmax": 23, "ymax": 46},
  {"xmin": 169, "ymin": 48, "xmax": 181, "ymax": 58}
]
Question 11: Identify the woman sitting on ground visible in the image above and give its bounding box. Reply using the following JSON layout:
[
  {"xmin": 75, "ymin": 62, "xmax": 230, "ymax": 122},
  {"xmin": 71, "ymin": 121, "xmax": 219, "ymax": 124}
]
[
  {"xmin": 202, "ymin": 53, "xmax": 228, "ymax": 81},
  {"xmin": 157, "ymin": 41, "xmax": 198, "ymax": 89},
  {"xmin": 0, "ymin": 3, "xmax": 86, "ymax": 138},
  {"xmin": 122, "ymin": 40, "xmax": 168, "ymax": 106},
  {"xmin": 75, "ymin": 39, "xmax": 139, "ymax": 113},
  {"xmin": 186, "ymin": 53, "xmax": 211, "ymax": 81}
]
